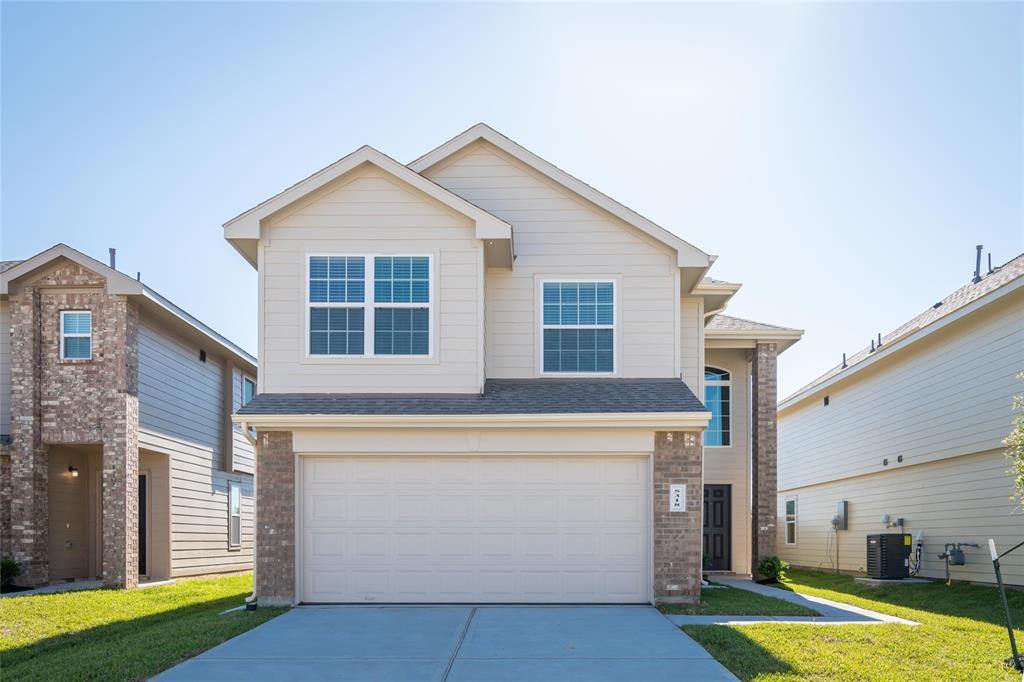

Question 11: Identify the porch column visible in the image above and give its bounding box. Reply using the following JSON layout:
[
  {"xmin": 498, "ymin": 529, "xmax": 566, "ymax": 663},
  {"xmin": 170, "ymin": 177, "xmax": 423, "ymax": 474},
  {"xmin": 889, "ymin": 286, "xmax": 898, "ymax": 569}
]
[
  {"xmin": 652, "ymin": 430, "xmax": 703, "ymax": 604},
  {"xmin": 750, "ymin": 342, "xmax": 778, "ymax": 577},
  {"xmin": 255, "ymin": 431, "xmax": 295, "ymax": 605},
  {"xmin": 8, "ymin": 286, "xmax": 49, "ymax": 586}
]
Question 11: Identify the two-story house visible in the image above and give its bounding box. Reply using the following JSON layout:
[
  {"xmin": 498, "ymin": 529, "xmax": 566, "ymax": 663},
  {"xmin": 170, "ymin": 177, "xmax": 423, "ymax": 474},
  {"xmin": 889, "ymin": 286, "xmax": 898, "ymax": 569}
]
[
  {"xmin": 228, "ymin": 124, "xmax": 802, "ymax": 606},
  {"xmin": 1, "ymin": 244, "xmax": 256, "ymax": 589}
]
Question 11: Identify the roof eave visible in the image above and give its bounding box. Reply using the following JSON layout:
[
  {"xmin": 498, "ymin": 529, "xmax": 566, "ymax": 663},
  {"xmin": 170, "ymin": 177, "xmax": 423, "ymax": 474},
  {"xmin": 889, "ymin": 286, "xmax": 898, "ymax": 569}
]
[{"xmin": 233, "ymin": 411, "xmax": 712, "ymax": 430}]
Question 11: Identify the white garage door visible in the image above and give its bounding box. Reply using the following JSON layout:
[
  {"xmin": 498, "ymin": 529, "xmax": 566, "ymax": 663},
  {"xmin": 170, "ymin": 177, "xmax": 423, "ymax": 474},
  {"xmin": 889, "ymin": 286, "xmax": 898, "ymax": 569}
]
[{"xmin": 300, "ymin": 455, "xmax": 649, "ymax": 603}]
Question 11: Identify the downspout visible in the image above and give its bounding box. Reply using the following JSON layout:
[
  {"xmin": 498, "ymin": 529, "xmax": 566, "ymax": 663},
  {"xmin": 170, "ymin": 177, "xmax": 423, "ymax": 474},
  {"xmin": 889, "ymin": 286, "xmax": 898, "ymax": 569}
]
[{"xmin": 237, "ymin": 420, "xmax": 258, "ymax": 607}]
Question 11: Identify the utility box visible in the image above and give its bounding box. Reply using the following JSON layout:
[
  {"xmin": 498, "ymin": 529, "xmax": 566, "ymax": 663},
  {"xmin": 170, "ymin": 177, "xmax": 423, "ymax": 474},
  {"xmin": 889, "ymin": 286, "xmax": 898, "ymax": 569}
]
[
  {"xmin": 866, "ymin": 533, "xmax": 911, "ymax": 579},
  {"xmin": 833, "ymin": 500, "xmax": 848, "ymax": 530}
]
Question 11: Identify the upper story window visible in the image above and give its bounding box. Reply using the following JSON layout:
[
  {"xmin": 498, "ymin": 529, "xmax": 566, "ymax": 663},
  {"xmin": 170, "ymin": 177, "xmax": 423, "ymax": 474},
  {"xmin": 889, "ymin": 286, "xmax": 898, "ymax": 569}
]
[
  {"xmin": 704, "ymin": 367, "xmax": 731, "ymax": 447},
  {"xmin": 308, "ymin": 255, "xmax": 431, "ymax": 357},
  {"xmin": 541, "ymin": 281, "xmax": 615, "ymax": 374},
  {"xmin": 60, "ymin": 311, "xmax": 92, "ymax": 360},
  {"xmin": 241, "ymin": 375, "xmax": 256, "ymax": 406}
]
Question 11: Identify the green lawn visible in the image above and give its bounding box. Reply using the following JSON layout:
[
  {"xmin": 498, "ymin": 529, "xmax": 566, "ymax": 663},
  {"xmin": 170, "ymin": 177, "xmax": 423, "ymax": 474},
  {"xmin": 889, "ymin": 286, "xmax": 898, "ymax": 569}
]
[
  {"xmin": 683, "ymin": 569, "xmax": 1024, "ymax": 681},
  {"xmin": 659, "ymin": 583, "xmax": 820, "ymax": 616},
  {"xmin": 0, "ymin": 574, "xmax": 286, "ymax": 682}
]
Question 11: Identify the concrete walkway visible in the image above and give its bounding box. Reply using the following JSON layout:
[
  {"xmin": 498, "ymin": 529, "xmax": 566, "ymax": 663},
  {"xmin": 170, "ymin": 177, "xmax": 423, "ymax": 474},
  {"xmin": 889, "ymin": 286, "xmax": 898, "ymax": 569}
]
[
  {"xmin": 665, "ymin": 578, "xmax": 919, "ymax": 626},
  {"xmin": 157, "ymin": 605, "xmax": 738, "ymax": 681}
]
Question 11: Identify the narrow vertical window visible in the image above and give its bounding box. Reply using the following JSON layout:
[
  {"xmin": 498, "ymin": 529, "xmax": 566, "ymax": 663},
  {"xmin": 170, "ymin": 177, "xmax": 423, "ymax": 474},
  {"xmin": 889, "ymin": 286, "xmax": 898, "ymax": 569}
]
[
  {"xmin": 704, "ymin": 367, "xmax": 731, "ymax": 446},
  {"xmin": 228, "ymin": 482, "xmax": 241, "ymax": 549},
  {"xmin": 60, "ymin": 311, "xmax": 92, "ymax": 360},
  {"xmin": 241, "ymin": 376, "xmax": 256, "ymax": 406},
  {"xmin": 541, "ymin": 281, "xmax": 615, "ymax": 373},
  {"xmin": 785, "ymin": 498, "xmax": 797, "ymax": 545},
  {"xmin": 308, "ymin": 256, "xmax": 366, "ymax": 355}
]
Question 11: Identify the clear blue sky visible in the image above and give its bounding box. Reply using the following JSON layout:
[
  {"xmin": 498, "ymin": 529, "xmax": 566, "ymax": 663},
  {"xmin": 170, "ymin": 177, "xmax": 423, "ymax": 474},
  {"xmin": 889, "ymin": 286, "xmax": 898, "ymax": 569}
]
[{"xmin": 3, "ymin": 2, "xmax": 1021, "ymax": 397}]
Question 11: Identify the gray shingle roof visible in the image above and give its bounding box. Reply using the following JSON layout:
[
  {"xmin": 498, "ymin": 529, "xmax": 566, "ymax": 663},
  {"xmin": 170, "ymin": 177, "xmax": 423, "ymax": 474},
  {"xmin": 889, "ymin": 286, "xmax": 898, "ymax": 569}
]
[
  {"xmin": 237, "ymin": 378, "xmax": 705, "ymax": 416},
  {"xmin": 706, "ymin": 314, "xmax": 800, "ymax": 333},
  {"xmin": 784, "ymin": 252, "xmax": 1024, "ymax": 402},
  {"xmin": 0, "ymin": 260, "xmax": 23, "ymax": 273}
]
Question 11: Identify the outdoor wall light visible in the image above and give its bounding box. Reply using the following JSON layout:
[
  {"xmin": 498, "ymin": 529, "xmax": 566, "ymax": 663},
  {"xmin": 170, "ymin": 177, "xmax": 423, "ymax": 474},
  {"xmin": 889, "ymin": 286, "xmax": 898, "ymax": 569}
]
[{"xmin": 68, "ymin": 466, "xmax": 79, "ymax": 478}]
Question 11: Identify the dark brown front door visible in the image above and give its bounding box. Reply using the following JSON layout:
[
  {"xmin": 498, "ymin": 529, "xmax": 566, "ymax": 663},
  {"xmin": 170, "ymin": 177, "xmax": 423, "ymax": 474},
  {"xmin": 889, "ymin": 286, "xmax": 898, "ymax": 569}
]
[{"xmin": 703, "ymin": 485, "xmax": 731, "ymax": 571}]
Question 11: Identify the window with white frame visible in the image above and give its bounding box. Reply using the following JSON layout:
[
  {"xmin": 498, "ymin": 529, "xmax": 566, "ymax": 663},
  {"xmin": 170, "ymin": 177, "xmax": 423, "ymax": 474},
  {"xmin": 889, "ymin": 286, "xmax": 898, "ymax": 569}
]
[
  {"xmin": 785, "ymin": 498, "xmax": 797, "ymax": 545},
  {"xmin": 228, "ymin": 482, "xmax": 241, "ymax": 549},
  {"xmin": 541, "ymin": 281, "xmax": 615, "ymax": 373},
  {"xmin": 241, "ymin": 375, "xmax": 256, "ymax": 406},
  {"xmin": 60, "ymin": 311, "xmax": 92, "ymax": 360},
  {"xmin": 307, "ymin": 255, "xmax": 431, "ymax": 357},
  {"xmin": 704, "ymin": 367, "xmax": 731, "ymax": 446}
]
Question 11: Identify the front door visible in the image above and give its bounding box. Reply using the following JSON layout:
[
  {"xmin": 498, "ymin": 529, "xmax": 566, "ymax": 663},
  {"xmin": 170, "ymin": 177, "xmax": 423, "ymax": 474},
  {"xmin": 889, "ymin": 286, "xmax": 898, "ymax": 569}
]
[
  {"xmin": 138, "ymin": 474, "xmax": 147, "ymax": 576},
  {"xmin": 703, "ymin": 485, "xmax": 731, "ymax": 571}
]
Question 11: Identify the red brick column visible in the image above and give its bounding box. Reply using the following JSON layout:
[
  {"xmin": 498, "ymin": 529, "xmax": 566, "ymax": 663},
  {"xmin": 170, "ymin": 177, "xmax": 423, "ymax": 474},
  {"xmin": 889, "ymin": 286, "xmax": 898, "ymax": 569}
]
[
  {"xmin": 751, "ymin": 342, "xmax": 778, "ymax": 577},
  {"xmin": 255, "ymin": 431, "xmax": 295, "ymax": 605},
  {"xmin": 653, "ymin": 430, "xmax": 703, "ymax": 604}
]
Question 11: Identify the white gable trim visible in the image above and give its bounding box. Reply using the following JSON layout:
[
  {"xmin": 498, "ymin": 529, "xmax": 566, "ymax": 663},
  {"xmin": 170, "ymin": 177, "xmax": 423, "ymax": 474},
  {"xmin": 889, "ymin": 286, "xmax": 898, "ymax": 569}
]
[
  {"xmin": 224, "ymin": 145, "xmax": 512, "ymax": 244},
  {"xmin": 409, "ymin": 123, "xmax": 712, "ymax": 269}
]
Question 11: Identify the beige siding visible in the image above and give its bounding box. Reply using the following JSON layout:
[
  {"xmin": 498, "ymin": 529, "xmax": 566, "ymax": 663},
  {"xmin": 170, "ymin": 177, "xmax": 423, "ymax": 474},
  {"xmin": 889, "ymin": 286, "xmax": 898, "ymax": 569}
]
[
  {"xmin": 424, "ymin": 141, "xmax": 679, "ymax": 379},
  {"xmin": 260, "ymin": 164, "xmax": 483, "ymax": 393},
  {"xmin": 680, "ymin": 297, "xmax": 703, "ymax": 391},
  {"xmin": 703, "ymin": 349, "xmax": 751, "ymax": 575},
  {"xmin": 779, "ymin": 291, "xmax": 1023, "ymax": 491},
  {"xmin": 777, "ymin": 449, "xmax": 1024, "ymax": 585},
  {"xmin": 140, "ymin": 430, "xmax": 254, "ymax": 576},
  {"xmin": 1, "ymin": 300, "xmax": 9, "ymax": 437},
  {"xmin": 231, "ymin": 368, "xmax": 255, "ymax": 474}
]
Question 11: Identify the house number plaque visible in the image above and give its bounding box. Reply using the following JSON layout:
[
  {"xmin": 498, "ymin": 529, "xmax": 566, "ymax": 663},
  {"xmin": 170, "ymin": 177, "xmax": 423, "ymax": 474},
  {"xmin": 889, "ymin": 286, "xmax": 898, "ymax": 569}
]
[{"xmin": 669, "ymin": 484, "xmax": 686, "ymax": 512}]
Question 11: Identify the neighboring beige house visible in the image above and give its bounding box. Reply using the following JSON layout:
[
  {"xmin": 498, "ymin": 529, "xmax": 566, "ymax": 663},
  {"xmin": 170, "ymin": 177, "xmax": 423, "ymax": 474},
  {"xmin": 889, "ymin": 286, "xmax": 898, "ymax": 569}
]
[
  {"xmin": 227, "ymin": 124, "xmax": 802, "ymax": 606},
  {"xmin": 777, "ymin": 253, "xmax": 1024, "ymax": 585},
  {"xmin": 1, "ymin": 244, "xmax": 257, "ymax": 589}
]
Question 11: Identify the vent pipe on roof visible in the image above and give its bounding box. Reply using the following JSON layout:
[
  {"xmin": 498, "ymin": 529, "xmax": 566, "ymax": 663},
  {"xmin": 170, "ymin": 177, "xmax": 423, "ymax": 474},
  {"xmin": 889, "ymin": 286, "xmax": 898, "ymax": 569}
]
[
  {"xmin": 842, "ymin": 353, "xmax": 847, "ymax": 369},
  {"xmin": 109, "ymin": 248, "xmax": 116, "ymax": 269},
  {"xmin": 877, "ymin": 333, "xmax": 883, "ymax": 348},
  {"xmin": 988, "ymin": 252, "xmax": 993, "ymax": 275},
  {"xmin": 137, "ymin": 272, "xmax": 141, "ymax": 281},
  {"xmin": 973, "ymin": 244, "xmax": 983, "ymax": 283},
  {"xmin": 870, "ymin": 339, "xmax": 876, "ymax": 353}
]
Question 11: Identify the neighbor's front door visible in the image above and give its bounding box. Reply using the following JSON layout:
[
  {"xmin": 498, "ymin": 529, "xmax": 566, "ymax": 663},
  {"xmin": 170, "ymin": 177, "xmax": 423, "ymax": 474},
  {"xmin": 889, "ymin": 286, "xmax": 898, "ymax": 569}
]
[
  {"xmin": 703, "ymin": 485, "xmax": 731, "ymax": 571},
  {"xmin": 138, "ymin": 474, "xmax": 147, "ymax": 576}
]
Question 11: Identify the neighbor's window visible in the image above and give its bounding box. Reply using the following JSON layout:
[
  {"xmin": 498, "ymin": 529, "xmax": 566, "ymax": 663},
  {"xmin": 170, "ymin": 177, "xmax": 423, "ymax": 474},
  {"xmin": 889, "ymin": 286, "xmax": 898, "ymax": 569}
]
[
  {"xmin": 242, "ymin": 375, "xmax": 256, "ymax": 407},
  {"xmin": 541, "ymin": 281, "xmax": 614, "ymax": 373},
  {"xmin": 228, "ymin": 482, "xmax": 241, "ymax": 549},
  {"xmin": 785, "ymin": 498, "xmax": 797, "ymax": 545},
  {"xmin": 60, "ymin": 311, "xmax": 92, "ymax": 360},
  {"xmin": 704, "ymin": 367, "xmax": 731, "ymax": 446},
  {"xmin": 308, "ymin": 255, "xmax": 430, "ymax": 357}
]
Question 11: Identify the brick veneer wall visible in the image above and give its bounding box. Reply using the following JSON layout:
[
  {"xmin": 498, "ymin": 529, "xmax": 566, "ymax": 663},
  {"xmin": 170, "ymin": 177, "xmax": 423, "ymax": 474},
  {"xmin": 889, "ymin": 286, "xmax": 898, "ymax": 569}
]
[
  {"xmin": 6, "ymin": 260, "xmax": 139, "ymax": 588},
  {"xmin": 653, "ymin": 430, "xmax": 703, "ymax": 604},
  {"xmin": 750, "ymin": 342, "xmax": 778, "ymax": 577},
  {"xmin": 255, "ymin": 431, "xmax": 295, "ymax": 605}
]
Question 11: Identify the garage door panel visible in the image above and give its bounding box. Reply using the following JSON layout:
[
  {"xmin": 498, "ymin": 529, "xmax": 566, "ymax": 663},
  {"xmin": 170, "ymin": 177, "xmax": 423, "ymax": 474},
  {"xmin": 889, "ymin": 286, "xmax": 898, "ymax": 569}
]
[{"xmin": 300, "ymin": 455, "xmax": 649, "ymax": 603}]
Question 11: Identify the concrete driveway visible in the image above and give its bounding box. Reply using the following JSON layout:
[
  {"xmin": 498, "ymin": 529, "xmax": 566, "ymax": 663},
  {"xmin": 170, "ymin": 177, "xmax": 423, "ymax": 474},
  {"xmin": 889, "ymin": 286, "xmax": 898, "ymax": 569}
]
[{"xmin": 156, "ymin": 605, "xmax": 736, "ymax": 681}]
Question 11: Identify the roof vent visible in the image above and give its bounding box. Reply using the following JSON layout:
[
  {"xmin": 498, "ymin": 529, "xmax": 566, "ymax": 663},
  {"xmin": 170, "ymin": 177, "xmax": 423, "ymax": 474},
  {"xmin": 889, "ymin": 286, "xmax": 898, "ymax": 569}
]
[
  {"xmin": 972, "ymin": 244, "xmax": 983, "ymax": 284},
  {"xmin": 842, "ymin": 353, "xmax": 847, "ymax": 369},
  {"xmin": 108, "ymin": 248, "xmax": 116, "ymax": 269},
  {"xmin": 932, "ymin": 301, "xmax": 943, "ymax": 309}
]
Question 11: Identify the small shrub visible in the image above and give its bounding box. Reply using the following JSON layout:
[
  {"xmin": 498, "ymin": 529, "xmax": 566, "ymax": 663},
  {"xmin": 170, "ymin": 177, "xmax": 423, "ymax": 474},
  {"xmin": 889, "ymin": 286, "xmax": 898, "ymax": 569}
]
[
  {"xmin": 757, "ymin": 555, "xmax": 788, "ymax": 583},
  {"xmin": 1, "ymin": 556, "xmax": 22, "ymax": 589}
]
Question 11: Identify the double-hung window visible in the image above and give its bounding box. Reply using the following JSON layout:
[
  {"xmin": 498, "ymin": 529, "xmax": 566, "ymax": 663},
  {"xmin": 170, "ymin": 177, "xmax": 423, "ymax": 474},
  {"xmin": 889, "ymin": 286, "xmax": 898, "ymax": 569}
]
[
  {"xmin": 704, "ymin": 367, "xmax": 731, "ymax": 446},
  {"xmin": 228, "ymin": 482, "xmax": 241, "ymax": 549},
  {"xmin": 785, "ymin": 498, "xmax": 797, "ymax": 545},
  {"xmin": 541, "ymin": 281, "xmax": 615, "ymax": 373},
  {"xmin": 308, "ymin": 255, "xmax": 431, "ymax": 357},
  {"xmin": 60, "ymin": 311, "xmax": 92, "ymax": 360}
]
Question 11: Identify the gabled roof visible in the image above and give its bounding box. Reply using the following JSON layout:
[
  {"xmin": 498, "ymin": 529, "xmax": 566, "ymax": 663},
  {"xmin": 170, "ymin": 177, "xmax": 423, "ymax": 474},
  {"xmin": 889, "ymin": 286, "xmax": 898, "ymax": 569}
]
[
  {"xmin": 223, "ymin": 145, "xmax": 513, "ymax": 268},
  {"xmin": 408, "ymin": 123, "xmax": 713, "ymax": 270},
  {"xmin": 706, "ymin": 314, "xmax": 801, "ymax": 334},
  {"xmin": 780, "ymin": 252, "xmax": 1024, "ymax": 409},
  {"xmin": 704, "ymin": 313, "xmax": 804, "ymax": 354},
  {"xmin": 1, "ymin": 244, "xmax": 256, "ymax": 369}
]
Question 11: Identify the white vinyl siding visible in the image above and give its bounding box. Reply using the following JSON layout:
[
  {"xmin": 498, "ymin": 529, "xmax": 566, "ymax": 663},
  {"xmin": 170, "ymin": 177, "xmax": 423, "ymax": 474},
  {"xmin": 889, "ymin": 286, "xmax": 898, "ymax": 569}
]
[
  {"xmin": 424, "ymin": 141, "xmax": 679, "ymax": 379},
  {"xmin": 260, "ymin": 165, "xmax": 482, "ymax": 393},
  {"xmin": 680, "ymin": 297, "xmax": 703, "ymax": 392},
  {"xmin": 779, "ymin": 291, "xmax": 1023, "ymax": 491}
]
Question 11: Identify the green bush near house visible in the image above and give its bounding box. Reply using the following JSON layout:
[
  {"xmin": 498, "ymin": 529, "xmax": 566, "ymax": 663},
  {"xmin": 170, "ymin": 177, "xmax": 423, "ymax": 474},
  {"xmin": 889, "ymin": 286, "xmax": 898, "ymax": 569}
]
[
  {"xmin": 756, "ymin": 555, "xmax": 789, "ymax": 583},
  {"xmin": 0, "ymin": 573, "xmax": 286, "ymax": 682}
]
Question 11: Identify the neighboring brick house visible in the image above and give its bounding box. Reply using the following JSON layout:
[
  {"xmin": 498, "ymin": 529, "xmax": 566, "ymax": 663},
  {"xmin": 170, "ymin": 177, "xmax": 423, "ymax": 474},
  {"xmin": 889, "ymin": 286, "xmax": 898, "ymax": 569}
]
[
  {"xmin": 1, "ymin": 244, "xmax": 257, "ymax": 588},
  {"xmin": 227, "ymin": 124, "xmax": 802, "ymax": 605}
]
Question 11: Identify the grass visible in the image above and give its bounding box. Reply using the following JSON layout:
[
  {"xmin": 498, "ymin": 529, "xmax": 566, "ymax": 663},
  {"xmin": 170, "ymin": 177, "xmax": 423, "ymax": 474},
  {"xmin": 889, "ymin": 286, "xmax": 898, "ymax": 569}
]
[
  {"xmin": 0, "ymin": 574, "xmax": 287, "ymax": 681},
  {"xmin": 658, "ymin": 583, "xmax": 820, "ymax": 616},
  {"xmin": 683, "ymin": 568, "xmax": 1024, "ymax": 681}
]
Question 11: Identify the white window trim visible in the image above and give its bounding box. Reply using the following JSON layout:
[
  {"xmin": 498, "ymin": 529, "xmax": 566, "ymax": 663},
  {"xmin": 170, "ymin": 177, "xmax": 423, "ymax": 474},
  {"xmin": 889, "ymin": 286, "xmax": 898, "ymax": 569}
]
[
  {"xmin": 785, "ymin": 496, "xmax": 798, "ymax": 546},
  {"xmin": 703, "ymin": 366, "xmax": 732, "ymax": 448},
  {"xmin": 538, "ymin": 279, "xmax": 617, "ymax": 376},
  {"xmin": 59, "ymin": 310, "xmax": 93, "ymax": 361},
  {"xmin": 304, "ymin": 254, "xmax": 435, "ymax": 359},
  {"xmin": 241, "ymin": 374, "xmax": 256, "ymax": 407},
  {"xmin": 228, "ymin": 482, "xmax": 242, "ymax": 550}
]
